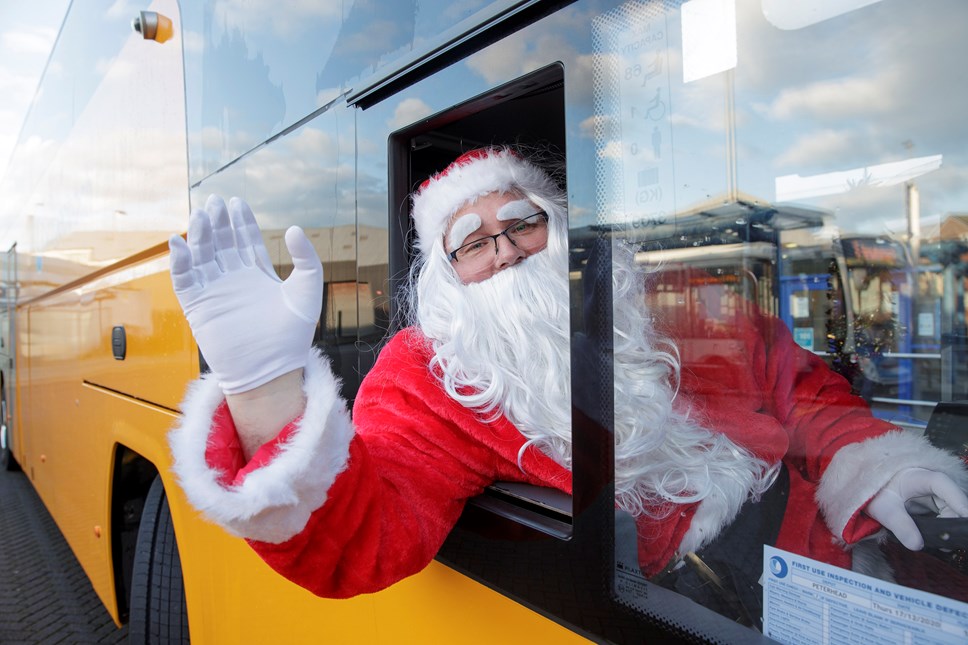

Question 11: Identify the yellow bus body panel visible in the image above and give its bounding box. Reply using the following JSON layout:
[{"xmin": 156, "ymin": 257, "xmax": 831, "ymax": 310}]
[
  {"xmin": 16, "ymin": 253, "xmax": 196, "ymax": 622},
  {"xmin": 171, "ymin": 498, "xmax": 591, "ymax": 644}
]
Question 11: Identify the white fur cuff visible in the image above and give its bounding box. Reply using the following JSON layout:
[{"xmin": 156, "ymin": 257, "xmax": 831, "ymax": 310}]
[
  {"xmin": 168, "ymin": 348, "xmax": 354, "ymax": 543},
  {"xmin": 817, "ymin": 430, "xmax": 968, "ymax": 541}
]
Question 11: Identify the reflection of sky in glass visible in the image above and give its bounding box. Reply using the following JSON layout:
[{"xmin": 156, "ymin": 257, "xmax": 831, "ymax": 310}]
[
  {"xmin": 7, "ymin": 0, "xmax": 961, "ymax": 285},
  {"xmin": 732, "ymin": 0, "xmax": 968, "ymax": 235},
  {"xmin": 190, "ymin": 0, "xmax": 966, "ymax": 238},
  {"xmin": 0, "ymin": 0, "xmax": 188, "ymax": 292},
  {"xmin": 0, "ymin": 1, "xmax": 136, "ymax": 242},
  {"xmin": 182, "ymin": 0, "xmax": 499, "ymax": 182}
]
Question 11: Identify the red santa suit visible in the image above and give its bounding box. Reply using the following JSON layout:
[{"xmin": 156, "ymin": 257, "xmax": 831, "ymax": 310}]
[{"xmin": 169, "ymin": 295, "xmax": 967, "ymax": 599}]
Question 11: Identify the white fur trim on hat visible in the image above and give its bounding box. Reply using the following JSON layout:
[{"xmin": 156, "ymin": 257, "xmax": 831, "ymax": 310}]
[
  {"xmin": 168, "ymin": 347, "xmax": 354, "ymax": 543},
  {"xmin": 411, "ymin": 147, "xmax": 558, "ymax": 256},
  {"xmin": 817, "ymin": 430, "xmax": 968, "ymax": 543}
]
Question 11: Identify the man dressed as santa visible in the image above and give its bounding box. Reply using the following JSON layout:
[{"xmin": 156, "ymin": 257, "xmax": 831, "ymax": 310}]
[{"xmin": 168, "ymin": 147, "xmax": 968, "ymax": 610}]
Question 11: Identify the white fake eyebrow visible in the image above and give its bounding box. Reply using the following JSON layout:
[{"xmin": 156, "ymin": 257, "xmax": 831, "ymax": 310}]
[
  {"xmin": 496, "ymin": 199, "xmax": 536, "ymax": 221},
  {"xmin": 447, "ymin": 213, "xmax": 482, "ymax": 250}
]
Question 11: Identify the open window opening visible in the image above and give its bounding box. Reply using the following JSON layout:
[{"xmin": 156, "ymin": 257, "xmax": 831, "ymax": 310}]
[{"xmin": 387, "ymin": 63, "xmax": 571, "ymax": 536}]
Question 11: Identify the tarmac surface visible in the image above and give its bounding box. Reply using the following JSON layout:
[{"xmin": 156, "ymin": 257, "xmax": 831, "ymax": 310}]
[{"xmin": 0, "ymin": 467, "xmax": 128, "ymax": 644}]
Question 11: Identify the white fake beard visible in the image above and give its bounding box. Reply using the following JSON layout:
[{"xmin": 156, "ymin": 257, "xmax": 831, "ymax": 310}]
[
  {"xmin": 422, "ymin": 247, "xmax": 574, "ymax": 468},
  {"xmin": 417, "ymin": 236, "xmax": 776, "ymax": 524}
]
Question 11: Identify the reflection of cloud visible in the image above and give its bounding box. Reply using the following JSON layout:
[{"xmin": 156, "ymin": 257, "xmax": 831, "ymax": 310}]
[
  {"xmin": 774, "ymin": 128, "xmax": 864, "ymax": 168},
  {"xmin": 106, "ymin": 0, "xmax": 139, "ymax": 20},
  {"xmin": 465, "ymin": 9, "xmax": 592, "ymax": 98},
  {"xmin": 435, "ymin": 0, "xmax": 485, "ymax": 24},
  {"xmin": 182, "ymin": 30, "xmax": 205, "ymax": 54},
  {"xmin": 388, "ymin": 97, "xmax": 432, "ymax": 131},
  {"xmin": 579, "ymin": 114, "xmax": 610, "ymax": 140},
  {"xmin": 762, "ymin": 0, "xmax": 884, "ymax": 30},
  {"xmin": 316, "ymin": 87, "xmax": 343, "ymax": 108},
  {"xmin": 1, "ymin": 26, "xmax": 58, "ymax": 55},
  {"xmin": 598, "ymin": 140, "xmax": 623, "ymax": 160},
  {"xmin": 467, "ymin": 38, "xmax": 529, "ymax": 84},
  {"xmin": 212, "ymin": 0, "xmax": 342, "ymax": 38},
  {"xmin": 766, "ymin": 75, "xmax": 893, "ymax": 121},
  {"xmin": 196, "ymin": 125, "xmax": 359, "ymax": 230}
]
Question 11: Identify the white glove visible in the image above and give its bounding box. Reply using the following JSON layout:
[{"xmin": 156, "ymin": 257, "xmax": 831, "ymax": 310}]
[
  {"xmin": 169, "ymin": 194, "xmax": 323, "ymax": 394},
  {"xmin": 864, "ymin": 467, "xmax": 968, "ymax": 550}
]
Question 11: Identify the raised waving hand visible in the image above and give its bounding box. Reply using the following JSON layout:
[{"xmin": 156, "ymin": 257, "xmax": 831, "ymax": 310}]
[{"xmin": 169, "ymin": 195, "xmax": 323, "ymax": 395}]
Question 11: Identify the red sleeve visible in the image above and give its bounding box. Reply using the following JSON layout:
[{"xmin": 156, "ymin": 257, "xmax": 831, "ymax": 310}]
[
  {"xmin": 234, "ymin": 332, "xmax": 539, "ymax": 598},
  {"xmin": 660, "ymin": 272, "xmax": 893, "ymax": 544}
]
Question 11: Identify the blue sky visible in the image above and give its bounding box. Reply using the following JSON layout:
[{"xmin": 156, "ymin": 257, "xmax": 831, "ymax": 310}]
[{"xmin": 0, "ymin": 0, "xmax": 70, "ymax": 183}]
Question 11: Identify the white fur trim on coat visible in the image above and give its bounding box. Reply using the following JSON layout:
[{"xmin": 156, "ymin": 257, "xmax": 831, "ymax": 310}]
[
  {"xmin": 168, "ymin": 347, "xmax": 354, "ymax": 543},
  {"xmin": 677, "ymin": 472, "xmax": 752, "ymax": 556},
  {"xmin": 817, "ymin": 430, "xmax": 968, "ymax": 542}
]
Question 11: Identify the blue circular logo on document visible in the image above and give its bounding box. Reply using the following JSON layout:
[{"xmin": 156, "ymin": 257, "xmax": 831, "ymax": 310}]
[{"xmin": 769, "ymin": 556, "xmax": 788, "ymax": 578}]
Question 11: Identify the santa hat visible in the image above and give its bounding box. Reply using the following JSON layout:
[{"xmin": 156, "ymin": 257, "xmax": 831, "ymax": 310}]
[{"xmin": 411, "ymin": 147, "xmax": 559, "ymax": 256}]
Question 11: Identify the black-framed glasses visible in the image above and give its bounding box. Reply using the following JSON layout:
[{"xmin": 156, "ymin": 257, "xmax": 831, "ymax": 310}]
[{"xmin": 448, "ymin": 212, "xmax": 549, "ymax": 264}]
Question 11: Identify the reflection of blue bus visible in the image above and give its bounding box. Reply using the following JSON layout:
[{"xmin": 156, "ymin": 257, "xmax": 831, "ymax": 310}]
[
  {"xmin": 780, "ymin": 235, "xmax": 967, "ymax": 430},
  {"xmin": 646, "ymin": 225, "xmax": 955, "ymax": 430}
]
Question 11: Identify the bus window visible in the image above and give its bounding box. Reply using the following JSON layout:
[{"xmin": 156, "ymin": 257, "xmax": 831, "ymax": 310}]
[{"xmin": 591, "ymin": 0, "xmax": 968, "ymax": 639}]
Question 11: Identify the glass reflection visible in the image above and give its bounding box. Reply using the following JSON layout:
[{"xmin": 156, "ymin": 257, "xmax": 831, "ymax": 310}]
[
  {"xmin": 0, "ymin": 0, "xmax": 188, "ymax": 301},
  {"xmin": 592, "ymin": 0, "xmax": 968, "ymax": 636},
  {"xmin": 182, "ymin": 0, "xmax": 503, "ymax": 182},
  {"xmin": 191, "ymin": 105, "xmax": 390, "ymax": 401}
]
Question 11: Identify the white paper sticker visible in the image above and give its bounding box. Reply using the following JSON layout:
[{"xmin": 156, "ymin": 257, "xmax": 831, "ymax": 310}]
[{"xmin": 764, "ymin": 546, "xmax": 968, "ymax": 644}]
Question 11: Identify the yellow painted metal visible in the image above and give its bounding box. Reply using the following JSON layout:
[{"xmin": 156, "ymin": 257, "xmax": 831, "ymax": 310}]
[
  {"xmin": 170, "ymin": 499, "xmax": 591, "ymax": 644},
  {"xmin": 14, "ymin": 250, "xmax": 196, "ymax": 623}
]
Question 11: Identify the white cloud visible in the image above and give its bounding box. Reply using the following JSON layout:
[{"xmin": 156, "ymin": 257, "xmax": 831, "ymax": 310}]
[
  {"xmin": 598, "ymin": 140, "xmax": 623, "ymax": 160},
  {"xmin": 181, "ymin": 30, "xmax": 205, "ymax": 55},
  {"xmin": 387, "ymin": 97, "xmax": 433, "ymax": 131},
  {"xmin": 774, "ymin": 128, "xmax": 861, "ymax": 168},
  {"xmin": 212, "ymin": 0, "xmax": 342, "ymax": 40},
  {"xmin": 1, "ymin": 27, "xmax": 57, "ymax": 55},
  {"xmin": 766, "ymin": 75, "xmax": 894, "ymax": 121}
]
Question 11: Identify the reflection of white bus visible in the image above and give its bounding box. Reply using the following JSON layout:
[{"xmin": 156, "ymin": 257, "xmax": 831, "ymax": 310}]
[{"xmin": 1, "ymin": 1, "xmax": 968, "ymax": 643}]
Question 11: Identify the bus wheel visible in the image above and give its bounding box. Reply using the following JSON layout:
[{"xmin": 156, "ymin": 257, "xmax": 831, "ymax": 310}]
[
  {"xmin": 0, "ymin": 389, "xmax": 17, "ymax": 471},
  {"xmin": 128, "ymin": 475, "xmax": 189, "ymax": 644}
]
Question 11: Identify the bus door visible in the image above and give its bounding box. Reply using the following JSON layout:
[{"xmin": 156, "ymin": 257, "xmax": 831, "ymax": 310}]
[
  {"xmin": 0, "ymin": 244, "xmax": 16, "ymax": 468},
  {"xmin": 780, "ymin": 273, "xmax": 831, "ymax": 354},
  {"xmin": 842, "ymin": 237, "xmax": 921, "ymax": 426}
]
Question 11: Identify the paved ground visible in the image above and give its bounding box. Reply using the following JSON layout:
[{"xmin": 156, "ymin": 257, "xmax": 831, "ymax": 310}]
[{"xmin": 0, "ymin": 467, "xmax": 128, "ymax": 644}]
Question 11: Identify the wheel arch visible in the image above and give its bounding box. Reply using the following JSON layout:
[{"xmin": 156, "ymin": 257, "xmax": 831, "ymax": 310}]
[{"xmin": 110, "ymin": 444, "xmax": 159, "ymax": 623}]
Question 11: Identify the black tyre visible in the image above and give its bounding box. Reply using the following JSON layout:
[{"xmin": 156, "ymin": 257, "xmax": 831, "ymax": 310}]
[
  {"xmin": 0, "ymin": 386, "xmax": 18, "ymax": 472},
  {"xmin": 128, "ymin": 475, "xmax": 190, "ymax": 644}
]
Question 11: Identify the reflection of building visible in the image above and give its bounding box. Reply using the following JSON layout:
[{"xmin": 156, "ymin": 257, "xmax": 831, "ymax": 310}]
[
  {"xmin": 262, "ymin": 224, "xmax": 391, "ymax": 398},
  {"xmin": 937, "ymin": 214, "xmax": 968, "ymax": 242}
]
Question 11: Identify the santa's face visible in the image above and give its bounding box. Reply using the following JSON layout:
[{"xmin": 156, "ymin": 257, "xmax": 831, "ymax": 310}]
[
  {"xmin": 415, "ymin": 190, "xmax": 573, "ymax": 466},
  {"xmin": 444, "ymin": 192, "xmax": 549, "ymax": 284}
]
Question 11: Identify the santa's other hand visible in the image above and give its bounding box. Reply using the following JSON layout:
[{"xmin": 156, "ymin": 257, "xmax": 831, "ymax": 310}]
[
  {"xmin": 169, "ymin": 194, "xmax": 323, "ymax": 395},
  {"xmin": 864, "ymin": 467, "xmax": 968, "ymax": 551}
]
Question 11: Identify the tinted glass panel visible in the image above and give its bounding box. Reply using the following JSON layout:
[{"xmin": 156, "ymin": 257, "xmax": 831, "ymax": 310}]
[
  {"xmin": 181, "ymin": 0, "xmax": 510, "ymax": 182},
  {"xmin": 587, "ymin": 0, "xmax": 968, "ymax": 640},
  {"xmin": 0, "ymin": 0, "xmax": 188, "ymax": 300}
]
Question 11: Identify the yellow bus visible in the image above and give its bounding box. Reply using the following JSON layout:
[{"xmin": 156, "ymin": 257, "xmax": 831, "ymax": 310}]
[{"xmin": 2, "ymin": 0, "xmax": 968, "ymax": 643}]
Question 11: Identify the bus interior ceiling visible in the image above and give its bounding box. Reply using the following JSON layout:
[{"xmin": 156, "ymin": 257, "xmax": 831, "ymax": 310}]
[{"xmin": 407, "ymin": 71, "xmax": 566, "ymax": 190}]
